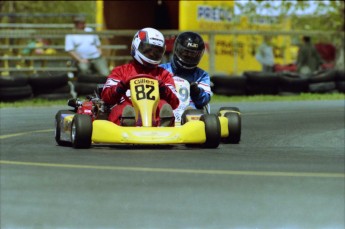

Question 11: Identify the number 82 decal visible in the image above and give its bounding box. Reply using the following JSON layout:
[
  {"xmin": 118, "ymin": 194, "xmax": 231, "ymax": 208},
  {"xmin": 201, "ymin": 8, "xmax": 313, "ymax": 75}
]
[{"xmin": 135, "ymin": 85, "xmax": 155, "ymax": 100}]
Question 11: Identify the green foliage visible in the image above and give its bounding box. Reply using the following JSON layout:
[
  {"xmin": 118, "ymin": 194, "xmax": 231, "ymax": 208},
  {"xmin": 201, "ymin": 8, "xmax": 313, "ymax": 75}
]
[
  {"xmin": 234, "ymin": 0, "xmax": 344, "ymax": 32},
  {"xmin": 0, "ymin": 1, "xmax": 96, "ymax": 24}
]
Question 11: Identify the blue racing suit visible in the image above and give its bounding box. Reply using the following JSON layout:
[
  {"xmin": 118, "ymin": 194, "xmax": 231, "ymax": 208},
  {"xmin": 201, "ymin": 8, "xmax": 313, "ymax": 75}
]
[{"xmin": 160, "ymin": 62, "xmax": 212, "ymax": 109}]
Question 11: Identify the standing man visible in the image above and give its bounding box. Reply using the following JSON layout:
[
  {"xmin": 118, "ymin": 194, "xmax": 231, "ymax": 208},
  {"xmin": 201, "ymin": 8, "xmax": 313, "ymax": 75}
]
[
  {"xmin": 65, "ymin": 15, "xmax": 109, "ymax": 76},
  {"xmin": 296, "ymin": 36, "xmax": 323, "ymax": 74},
  {"xmin": 255, "ymin": 35, "xmax": 275, "ymax": 73}
]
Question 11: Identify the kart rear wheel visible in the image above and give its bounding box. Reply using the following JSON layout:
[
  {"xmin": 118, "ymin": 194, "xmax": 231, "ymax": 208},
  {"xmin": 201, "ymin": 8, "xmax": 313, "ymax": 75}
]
[
  {"xmin": 55, "ymin": 110, "xmax": 74, "ymax": 146},
  {"xmin": 223, "ymin": 112, "xmax": 241, "ymax": 144},
  {"xmin": 71, "ymin": 114, "xmax": 92, "ymax": 149},
  {"xmin": 200, "ymin": 114, "xmax": 221, "ymax": 148},
  {"xmin": 218, "ymin": 107, "xmax": 240, "ymax": 116}
]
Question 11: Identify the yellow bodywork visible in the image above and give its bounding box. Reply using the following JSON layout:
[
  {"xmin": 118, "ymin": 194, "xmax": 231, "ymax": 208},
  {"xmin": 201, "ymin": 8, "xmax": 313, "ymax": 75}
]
[
  {"xmin": 129, "ymin": 77, "xmax": 159, "ymax": 127},
  {"xmin": 92, "ymin": 120, "xmax": 206, "ymax": 144},
  {"xmin": 219, "ymin": 116, "xmax": 229, "ymax": 138}
]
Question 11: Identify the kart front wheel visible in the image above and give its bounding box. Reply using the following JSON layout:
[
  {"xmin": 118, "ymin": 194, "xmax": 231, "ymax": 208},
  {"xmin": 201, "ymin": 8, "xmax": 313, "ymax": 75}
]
[
  {"xmin": 223, "ymin": 112, "xmax": 241, "ymax": 144},
  {"xmin": 200, "ymin": 114, "xmax": 221, "ymax": 148},
  {"xmin": 55, "ymin": 110, "xmax": 74, "ymax": 146},
  {"xmin": 71, "ymin": 114, "xmax": 92, "ymax": 149}
]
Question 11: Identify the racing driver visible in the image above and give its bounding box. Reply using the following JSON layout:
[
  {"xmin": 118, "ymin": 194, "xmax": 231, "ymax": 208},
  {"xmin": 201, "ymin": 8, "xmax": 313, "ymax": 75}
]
[
  {"xmin": 160, "ymin": 31, "xmax": 211, "ymax": 111},
  {"xmin": 101, "ymin": 27, "xmax": 179, "ymax": 127}
]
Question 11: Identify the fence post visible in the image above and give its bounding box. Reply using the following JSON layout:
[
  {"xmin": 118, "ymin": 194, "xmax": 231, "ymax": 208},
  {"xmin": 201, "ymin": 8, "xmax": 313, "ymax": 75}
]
[{"xmin": 208, "ymin": 33, "xmax": 215, "ymax": 76}]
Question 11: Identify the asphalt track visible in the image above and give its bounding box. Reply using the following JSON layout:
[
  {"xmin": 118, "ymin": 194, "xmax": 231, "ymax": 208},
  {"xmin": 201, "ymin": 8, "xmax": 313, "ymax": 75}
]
[{"xmin": 0, "ymin": 100, "xmax": 344, "ymax": 229}]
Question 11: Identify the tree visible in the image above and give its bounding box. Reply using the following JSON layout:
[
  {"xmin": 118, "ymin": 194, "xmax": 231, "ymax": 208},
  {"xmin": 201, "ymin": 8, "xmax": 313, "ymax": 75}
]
[{"xmin": 0, "ymin": 1, "xmax": 96, "ymax": 24}]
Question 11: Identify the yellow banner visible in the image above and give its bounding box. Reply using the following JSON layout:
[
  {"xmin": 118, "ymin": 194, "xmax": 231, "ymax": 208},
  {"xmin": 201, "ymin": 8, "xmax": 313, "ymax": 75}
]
[{"xmin": 179, "ymin": 1, "xmax": 294, "ymax": 75}]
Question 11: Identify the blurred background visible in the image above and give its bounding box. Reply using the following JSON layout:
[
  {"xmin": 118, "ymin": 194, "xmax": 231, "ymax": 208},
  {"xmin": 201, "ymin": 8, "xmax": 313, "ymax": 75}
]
[
  {"xmin": 0, "ymin": 0, "xmax": 344, "ymax": 100},
  {"xmin": 0, "ymin": 0, "xmax": 343, "ymax": 73}
]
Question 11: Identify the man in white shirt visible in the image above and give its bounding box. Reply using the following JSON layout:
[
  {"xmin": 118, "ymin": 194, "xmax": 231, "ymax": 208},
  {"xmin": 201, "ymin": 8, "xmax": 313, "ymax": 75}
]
[
  {"xmin": 65, "ymin": 15, "xmax": 109, "ymax": 76},
  {"xmin": 255, "ymin": 35, "xmax": 275, "ymax": 73}
]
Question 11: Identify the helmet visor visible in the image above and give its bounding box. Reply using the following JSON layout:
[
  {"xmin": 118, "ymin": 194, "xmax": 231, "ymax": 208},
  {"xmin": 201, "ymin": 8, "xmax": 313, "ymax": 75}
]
[
  {"xmin": 138, "ymin": 42, "xmax": 165, "ymax": 61},
  {"xmin": 175, "ymin": 43, "xmax": 204, "ymax": 65}
]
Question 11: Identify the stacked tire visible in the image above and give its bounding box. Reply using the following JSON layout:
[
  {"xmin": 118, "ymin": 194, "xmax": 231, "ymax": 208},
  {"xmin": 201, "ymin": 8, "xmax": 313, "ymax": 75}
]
[
  {"xmin": 308, "ymin": 69, "xmax": 338, "ymax": 93},
  {"xmin": 211, "ymin": 74, "xmax": 247, "ymax": 96},
  {"xmin": 243, "ymin": 71, "xmax": 280, "ymax": 95},
  {"xmin": 335, "ymin": 70, "xmax": 345, "ymax": 93},
  {"xmin": 0, "ymin": 74, "xmax": 33, "ymax": 101},
  {"xmin": 73, "ymin": 74, "xmax": 107, "ymax": 97},
  {"xmin": 278, "ymin": 71, "xmax": 309, "ymax": 94},
  {"xmin": 29, "ymin": 72, "xmax": 73, "ymax": 100}
]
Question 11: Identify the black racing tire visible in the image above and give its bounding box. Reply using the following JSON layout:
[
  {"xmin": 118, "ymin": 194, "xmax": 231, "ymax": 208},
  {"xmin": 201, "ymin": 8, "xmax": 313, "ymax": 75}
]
[
  {"xmin": 0, "ymin": 85, "xmax": 33, "ymax": 101},
  {"xmin": 0, "ymin": 75, "xmax": 29, "ymax": 87},
  {"xmin": 211, "ymin": 75, "xmax": 247, "ymax": 96},
  {"xmin": 308, "ymin": 69, "xmax": 337, "ymax": 83},
  {"xmin": 335, "ymin": 81, "xmax": 345, "ymax": 93},
  {"xmin": 218, "ymin": 107, "xmax": 240, "ymax": 116},
  {"xmin": 77, "ymin": 74, "xmax": 107, "ymax": 84},
  {"xmin": 55, "ymin": 110, "xmax": 75, "ymax": 146},
  {"xmin": 335, "ymin": 70, "xmax": 345, "ymax": 81},
  {"xmin": 71, "ymin": 114, "xmax": 92, "ymax": 149},
  {"xmin": 223, "ymin": 112, "xmax": 241, "ymax": 144},
  {"xmin": 181, "ymin": 109, "xmax": 205, "ymax": 125},
  {"xmin": 200, "ymin": 114, "xmax": 221, "ymax": 148},
  {"xmin": 29, "ymin": 72, "xmax": 69, "ymax": 90},
  {"xmin": 278, "ymin": 76, "xmax": 309, "ymax": 93},
  {"xmin": 35, "ymin": 92, "xmax": 72, "ymax": 100},
  {"xmin": 32, "ymin": 84, "xmax": 71, "ymax": 95},
  {"xmin": 243, "ymin": 71, "xmax": 280, "ymax": 95},
  {"xmin": 308, "ymin": 82, "xmax": 336, "ymax": 93},
  {"xmin": 74, "ymin": 82, "xmax": 99, "ymax": 96}
]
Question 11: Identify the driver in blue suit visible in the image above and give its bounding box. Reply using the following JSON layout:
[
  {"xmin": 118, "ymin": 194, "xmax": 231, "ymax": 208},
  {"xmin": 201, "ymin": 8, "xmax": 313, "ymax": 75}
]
[{"xmin": 160, "ymin": 31, "xmax": 212, "ymax": 111}]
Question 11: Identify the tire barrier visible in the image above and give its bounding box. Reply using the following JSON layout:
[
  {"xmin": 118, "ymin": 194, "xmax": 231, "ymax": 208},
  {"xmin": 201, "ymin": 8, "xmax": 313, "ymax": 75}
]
[
  {"xmin": 335, "ymin": 70, "xmax": 345, "ymax": 93},
  {"xmin": 243, "ymin": 71, "xmax": 280, "ymax": 95},
  {"xmin": 0, "ymin": 75, "xmax": 32, "ymax": 101},
  {"xmin": 1, "ymin": 69, "xmax": 344, "ymax": 102},
  {"xmin": 74, "ymin": 74, "xmax": 107, "ymax": 97},
  {"xmin": 211, "ymin": 75, "xmax": 247, "ymax": 96},
  {"xmin": 211, "ymin": 69, "xmax": 345, "ymax": 96},
  {"xmin": 28, "ymin": 72, "xmax": 72, "ymax": 99},
  {"xmin": 278, "ymin": 73, "xmax": 309, "ymax": 94}
]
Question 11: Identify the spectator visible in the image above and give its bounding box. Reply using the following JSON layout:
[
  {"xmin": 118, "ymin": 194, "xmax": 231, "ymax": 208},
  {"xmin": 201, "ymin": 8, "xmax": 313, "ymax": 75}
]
[
  {"xmin": 101, "ymin": 27, "xmax": 179, "ymax": 127},
  {"xmin": 296, "ymin": 36, "xmax": 323, "ymax": 74},
  {"xmin": 160, "ymin": 32, "xmax": 212, "ymax": 113},
  {"xmin": 65, "ymin": 15, "xmax": 109, "ymax": 77},
  {"xmin": 255, "ymin": 35, "xmax": 275, "ymax": 72}
]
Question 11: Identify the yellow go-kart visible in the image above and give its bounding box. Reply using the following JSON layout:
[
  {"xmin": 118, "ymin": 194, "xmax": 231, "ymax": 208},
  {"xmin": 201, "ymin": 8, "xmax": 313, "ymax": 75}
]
[
  {"xmin": 55, "ymin": 74, "xmax": 241, "ymax": 149},
  {"xmin": 173, "ymin": 76, "xmax": 241, "ymax": 145}
]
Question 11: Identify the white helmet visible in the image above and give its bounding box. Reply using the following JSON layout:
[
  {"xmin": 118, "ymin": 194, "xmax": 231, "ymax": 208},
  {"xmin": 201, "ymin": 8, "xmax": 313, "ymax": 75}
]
[{"xmin": 131, "ymin": 27, "xmax": 166, "ymax": 68}]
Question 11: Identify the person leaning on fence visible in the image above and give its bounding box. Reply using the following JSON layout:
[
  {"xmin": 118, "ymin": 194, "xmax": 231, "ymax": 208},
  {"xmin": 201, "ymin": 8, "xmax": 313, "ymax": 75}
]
[
  {"xmin": 65, "ymin": 15, "xmax": 109, "ymax": 77},
  {"xmin": 296, "ymin": 36, "xmax": 323, "ymax": 75},
  {"xmin": 255, "ymin": 35, "xmax": 275, "ymax": 73}
]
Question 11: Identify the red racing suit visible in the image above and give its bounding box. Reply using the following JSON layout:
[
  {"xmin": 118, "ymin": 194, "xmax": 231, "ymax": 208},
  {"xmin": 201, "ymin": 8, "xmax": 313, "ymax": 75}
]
[{"xmin": 101, "ymin": 60, "xmax": 179, "ymax": 125}]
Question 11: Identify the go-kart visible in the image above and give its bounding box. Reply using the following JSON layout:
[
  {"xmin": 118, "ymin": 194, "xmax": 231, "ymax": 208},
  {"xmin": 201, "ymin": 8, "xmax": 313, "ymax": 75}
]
[
  {"xmin": 173, "ymin": 76, "xmax": 241, "ymax": 144},
  {"xmin": 55, "ymin": 74, "xmax": 238, "ymax": 149}
]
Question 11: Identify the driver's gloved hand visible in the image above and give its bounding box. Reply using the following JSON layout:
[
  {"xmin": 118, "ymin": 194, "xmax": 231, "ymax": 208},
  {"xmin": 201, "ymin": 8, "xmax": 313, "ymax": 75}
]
[
  {"xmin": 190, "ymin": 82, "xmax": 202, "ymax": 97},
  {"xmin": 158, "ymin": 80, "xmax": 168, "ymax": 94},
  {"xmin": 115, "ymin": 81, "xmax": 128, "ymax": 95},
  {"xmin": 110, "ymin": 80, "xmax": 128, "ymax": 104}
]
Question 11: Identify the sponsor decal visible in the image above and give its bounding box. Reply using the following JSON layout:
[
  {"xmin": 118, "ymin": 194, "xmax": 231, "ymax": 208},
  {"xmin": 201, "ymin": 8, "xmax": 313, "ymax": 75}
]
[
  {"xmin": 134, "ymin": 78, "xmax": 155, "ymax": 85},
  {"xmin": 197, "ymin": 5, "xmax": 233, "ymax": 22},
  {"xmin": 187, "ymin": 42, "xmax": 198, "ymax": 48}
]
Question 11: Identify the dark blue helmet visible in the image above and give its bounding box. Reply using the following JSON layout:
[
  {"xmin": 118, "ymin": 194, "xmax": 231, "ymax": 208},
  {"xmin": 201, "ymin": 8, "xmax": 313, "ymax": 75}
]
[{"xmin": 172, "ymin": 32, "xmax": 205, "ymax": 71}]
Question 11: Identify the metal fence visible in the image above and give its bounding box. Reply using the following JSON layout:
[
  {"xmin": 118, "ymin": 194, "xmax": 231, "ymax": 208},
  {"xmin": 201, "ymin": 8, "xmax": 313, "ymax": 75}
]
[{"xmin": 1, "ymin": 23, "xmax": 344, "ymax": 76}]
